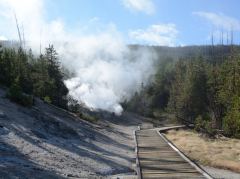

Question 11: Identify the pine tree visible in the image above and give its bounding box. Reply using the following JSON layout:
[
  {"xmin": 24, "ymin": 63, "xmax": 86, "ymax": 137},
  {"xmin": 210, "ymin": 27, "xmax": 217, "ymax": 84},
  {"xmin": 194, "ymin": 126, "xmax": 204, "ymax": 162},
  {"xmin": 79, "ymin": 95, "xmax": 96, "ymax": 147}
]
[{"xmin": 44, "ymin": 45, "xmax": 68, "ymax": 108}]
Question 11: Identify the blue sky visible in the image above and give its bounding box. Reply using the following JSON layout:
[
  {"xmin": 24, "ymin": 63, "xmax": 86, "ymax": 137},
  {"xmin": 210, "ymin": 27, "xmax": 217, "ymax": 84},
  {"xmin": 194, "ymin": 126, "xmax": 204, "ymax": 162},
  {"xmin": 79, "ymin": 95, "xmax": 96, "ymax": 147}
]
[
  {"xmin": 45, "ymin": 0, "xmax": 240, "ymax": 45},
  {"xmin": 1, "ymin": 0, "xmax": 240, "ymax": 46}
]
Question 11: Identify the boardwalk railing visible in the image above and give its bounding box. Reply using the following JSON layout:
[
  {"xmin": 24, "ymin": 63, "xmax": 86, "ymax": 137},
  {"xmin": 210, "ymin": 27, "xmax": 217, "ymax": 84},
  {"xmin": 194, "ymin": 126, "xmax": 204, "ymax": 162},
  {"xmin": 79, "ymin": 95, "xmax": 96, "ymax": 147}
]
[
  {"xmin": 134, "ymin": 127, "xmax": 142, "ymax": 179},
  {"xmin": 158, "ymin": 128, "xmax": 213, "ymax": 179},
  {"xmin": 135, "ymin": 125, "xmax": 214, "ymax": 179}
]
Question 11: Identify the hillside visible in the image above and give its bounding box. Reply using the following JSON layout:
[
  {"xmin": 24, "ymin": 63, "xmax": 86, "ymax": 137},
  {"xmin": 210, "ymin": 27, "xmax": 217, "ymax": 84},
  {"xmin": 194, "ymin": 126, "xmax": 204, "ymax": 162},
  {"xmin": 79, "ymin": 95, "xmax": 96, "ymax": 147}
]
[
  {"xmin": 0, "ymin": 87, "xmax": 151, "ymax": 178},
  {"xmin": 130, "ymin": 44, "xmax": 240, "ymax": 61}
]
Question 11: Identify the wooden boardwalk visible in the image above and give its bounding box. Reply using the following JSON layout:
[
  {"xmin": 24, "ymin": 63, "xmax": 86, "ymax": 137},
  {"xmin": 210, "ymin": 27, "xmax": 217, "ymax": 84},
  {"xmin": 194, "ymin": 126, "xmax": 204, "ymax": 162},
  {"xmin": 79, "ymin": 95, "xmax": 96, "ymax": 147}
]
[{"xmin": 135, "ymin": 129, "xmax": 212, "ymax": 179}]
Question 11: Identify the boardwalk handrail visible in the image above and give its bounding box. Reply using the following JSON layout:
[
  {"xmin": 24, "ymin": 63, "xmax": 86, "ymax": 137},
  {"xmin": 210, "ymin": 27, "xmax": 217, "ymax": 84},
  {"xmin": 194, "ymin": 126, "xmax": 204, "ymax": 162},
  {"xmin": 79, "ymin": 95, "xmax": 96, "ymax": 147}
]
[
  {"xmin": 176, "ymin": 115, "xmax": 195, "ymax": 128},
  {"xmin": 134, "ymin": 126, "xmax": 142, "ymax": 179},
  {"xmin": 157, "ymin": 128, "xmax": 213, "ymax": 179}
]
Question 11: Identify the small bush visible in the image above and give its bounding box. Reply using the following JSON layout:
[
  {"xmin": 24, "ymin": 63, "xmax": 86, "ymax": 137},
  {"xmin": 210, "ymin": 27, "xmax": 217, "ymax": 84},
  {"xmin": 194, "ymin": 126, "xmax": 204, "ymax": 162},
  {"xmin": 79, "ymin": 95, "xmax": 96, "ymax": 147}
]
[
  {"xmin": 67, "ymin": 96, "xmax": 80, "ymax": 113},
  {"xmin": 20, "ymin": 94, "xmax": 34, "ymax": 107},
  {"xmin": 7, "ymin": 78, "xmax": 33, "ymax": 107},
  {"xmin": 223, "ymin": 97, "xmax": 240, "ymax": 138},
  {"xmin": 195, "ymin": 115, "xmax": 216, "ymax": 136},
  {"xmin": 78, "ymin": 112, "xmax": 98, "ymax": 123},
  {"xmin": 43, "ymin": 96, "xmax": 52, "ymax": 104},
  {"xmin": 7, "ymin": 78, "xmax": 22, "ymax": 101},
  {"xmin": 195, "ymin": 115, "xmax": 204, "ymax": 131}
]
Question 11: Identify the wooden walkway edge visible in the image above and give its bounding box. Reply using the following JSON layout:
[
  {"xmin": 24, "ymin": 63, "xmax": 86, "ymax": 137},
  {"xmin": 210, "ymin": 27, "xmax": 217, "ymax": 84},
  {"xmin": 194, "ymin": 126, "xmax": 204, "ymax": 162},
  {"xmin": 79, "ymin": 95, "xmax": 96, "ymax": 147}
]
[{"xmin": 134, "ymin": 126, "xmax": 213, "ymax": 179}]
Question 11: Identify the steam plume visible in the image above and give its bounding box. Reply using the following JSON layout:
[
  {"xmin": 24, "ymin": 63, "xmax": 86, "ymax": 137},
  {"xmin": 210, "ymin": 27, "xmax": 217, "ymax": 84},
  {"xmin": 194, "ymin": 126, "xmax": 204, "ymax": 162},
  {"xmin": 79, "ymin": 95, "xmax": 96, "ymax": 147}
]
[{"xmin": 0, "ymin": 0, "xmax": 157, "ymax": 114}]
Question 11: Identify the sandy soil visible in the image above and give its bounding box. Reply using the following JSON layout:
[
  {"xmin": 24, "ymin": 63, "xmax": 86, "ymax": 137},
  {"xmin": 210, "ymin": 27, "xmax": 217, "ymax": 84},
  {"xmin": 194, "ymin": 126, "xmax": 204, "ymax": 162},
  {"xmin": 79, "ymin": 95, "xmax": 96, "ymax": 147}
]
[{"xmin": 0, "ymin": 88, "xmax": 151, "ymax": 178}]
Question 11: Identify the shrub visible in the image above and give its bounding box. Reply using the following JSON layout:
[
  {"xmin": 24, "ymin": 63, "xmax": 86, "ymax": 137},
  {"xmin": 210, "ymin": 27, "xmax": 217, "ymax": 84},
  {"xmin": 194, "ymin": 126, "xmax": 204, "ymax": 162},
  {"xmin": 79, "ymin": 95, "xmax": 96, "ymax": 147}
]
[
  {"xmin": 20, "ymin": 94, "xmax": 34, "ymax": 107},
  {"xmin": 78, "ymin": 112, "xmax": 98, "ymax": 123},
  {"xmin": 223, "ymin": 97, "xmax": 240, "ymax": 138},
  {"xmin": 195, "ymin": 115, "xmax": 204, "ymax": 131},
  {"xmin": 195, "ymin": 115, "xmax": 216, "ymax": 136},
  {"xmin": 43, "ymin": 96, "xmax": 52, "ymax": 104},
  {"xmin": 67, "ymin": 95, "xmax": 80, "ymax": 113},
  {"xmin": 7, "ymin": 78, "xmax": 33, "ymax": 107},
  {"xmin": 7, "ymin": 78, "xmax": 22, "ymax": 101}
]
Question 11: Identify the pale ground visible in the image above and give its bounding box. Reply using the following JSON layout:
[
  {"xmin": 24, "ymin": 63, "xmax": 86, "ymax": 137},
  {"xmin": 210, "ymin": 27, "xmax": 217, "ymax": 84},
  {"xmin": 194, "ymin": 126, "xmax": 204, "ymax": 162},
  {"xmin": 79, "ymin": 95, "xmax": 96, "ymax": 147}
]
[
  {"xmin": 0, "ymin": 88, "xmax": 146, "ymax": 178},
  {"xmin": 165, "ymin": 129, "xmax": 240, "ymax": 179}
]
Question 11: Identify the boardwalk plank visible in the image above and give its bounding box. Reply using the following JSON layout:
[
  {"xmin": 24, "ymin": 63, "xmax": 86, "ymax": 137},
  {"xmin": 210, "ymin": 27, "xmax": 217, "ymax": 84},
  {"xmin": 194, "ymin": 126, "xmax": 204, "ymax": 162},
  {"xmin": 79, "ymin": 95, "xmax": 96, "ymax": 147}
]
[{"xmin": 136, "ymin": 129, "xmax": 208, "ymax": 179}]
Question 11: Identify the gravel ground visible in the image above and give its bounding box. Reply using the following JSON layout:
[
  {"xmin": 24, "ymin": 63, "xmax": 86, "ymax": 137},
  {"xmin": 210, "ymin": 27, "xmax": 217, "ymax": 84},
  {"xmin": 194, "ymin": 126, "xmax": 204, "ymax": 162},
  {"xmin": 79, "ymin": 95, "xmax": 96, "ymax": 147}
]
[
  {"xmin": 0, "ymin": 88, "xmax": 147, "ymax": 178},
  {"xmin": 202, "ymin": 166, "xmax": 240, "ymax": 179}
]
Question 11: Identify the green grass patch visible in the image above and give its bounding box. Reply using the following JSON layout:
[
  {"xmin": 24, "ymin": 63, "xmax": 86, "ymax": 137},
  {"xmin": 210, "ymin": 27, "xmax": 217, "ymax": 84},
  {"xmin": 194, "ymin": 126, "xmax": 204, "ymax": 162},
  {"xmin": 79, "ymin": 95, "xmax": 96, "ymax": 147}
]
[{"xmin": 78, "ymin": 112, "xmax": 99, "ymax": 123}]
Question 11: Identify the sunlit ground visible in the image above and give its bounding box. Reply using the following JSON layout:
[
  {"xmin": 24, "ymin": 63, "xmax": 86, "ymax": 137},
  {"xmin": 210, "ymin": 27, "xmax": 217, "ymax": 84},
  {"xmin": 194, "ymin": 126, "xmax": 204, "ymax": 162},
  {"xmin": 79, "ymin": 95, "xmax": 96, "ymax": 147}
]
[{"xmin": 165, "ymin": 129, "xmax": 240, "ymax": 173}]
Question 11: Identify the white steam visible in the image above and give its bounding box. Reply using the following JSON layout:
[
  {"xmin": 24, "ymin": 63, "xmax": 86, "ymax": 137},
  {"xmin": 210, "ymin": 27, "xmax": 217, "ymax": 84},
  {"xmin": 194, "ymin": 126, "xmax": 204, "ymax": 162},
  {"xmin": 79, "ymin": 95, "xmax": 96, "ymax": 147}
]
[
  {"xmin": 0, "ymin": 0, "xmax": 157, "ymax": 114},
  {"xmin": 62, "ymin": 36, "xmax": 156, "ymax": 114}
]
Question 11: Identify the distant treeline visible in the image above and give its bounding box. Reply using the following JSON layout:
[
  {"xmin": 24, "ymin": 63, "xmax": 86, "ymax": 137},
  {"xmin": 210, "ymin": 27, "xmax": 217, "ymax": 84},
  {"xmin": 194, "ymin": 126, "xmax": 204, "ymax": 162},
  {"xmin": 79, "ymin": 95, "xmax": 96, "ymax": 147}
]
[
  {"xmin": 0, "ymin": 43, "xmax": 68, "ymax": 108},
  {"xmin": 125, "ymin": 45, "xmax": 240, "ymax": 138}
]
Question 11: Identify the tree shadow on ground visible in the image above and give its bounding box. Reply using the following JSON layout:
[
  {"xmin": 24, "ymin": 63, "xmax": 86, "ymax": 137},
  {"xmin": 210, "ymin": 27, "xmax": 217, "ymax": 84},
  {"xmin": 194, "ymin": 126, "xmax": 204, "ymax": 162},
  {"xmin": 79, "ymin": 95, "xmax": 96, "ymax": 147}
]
[{"xmin": 0, "ymin": 98, "xmax": 137, "ymax": 177}]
